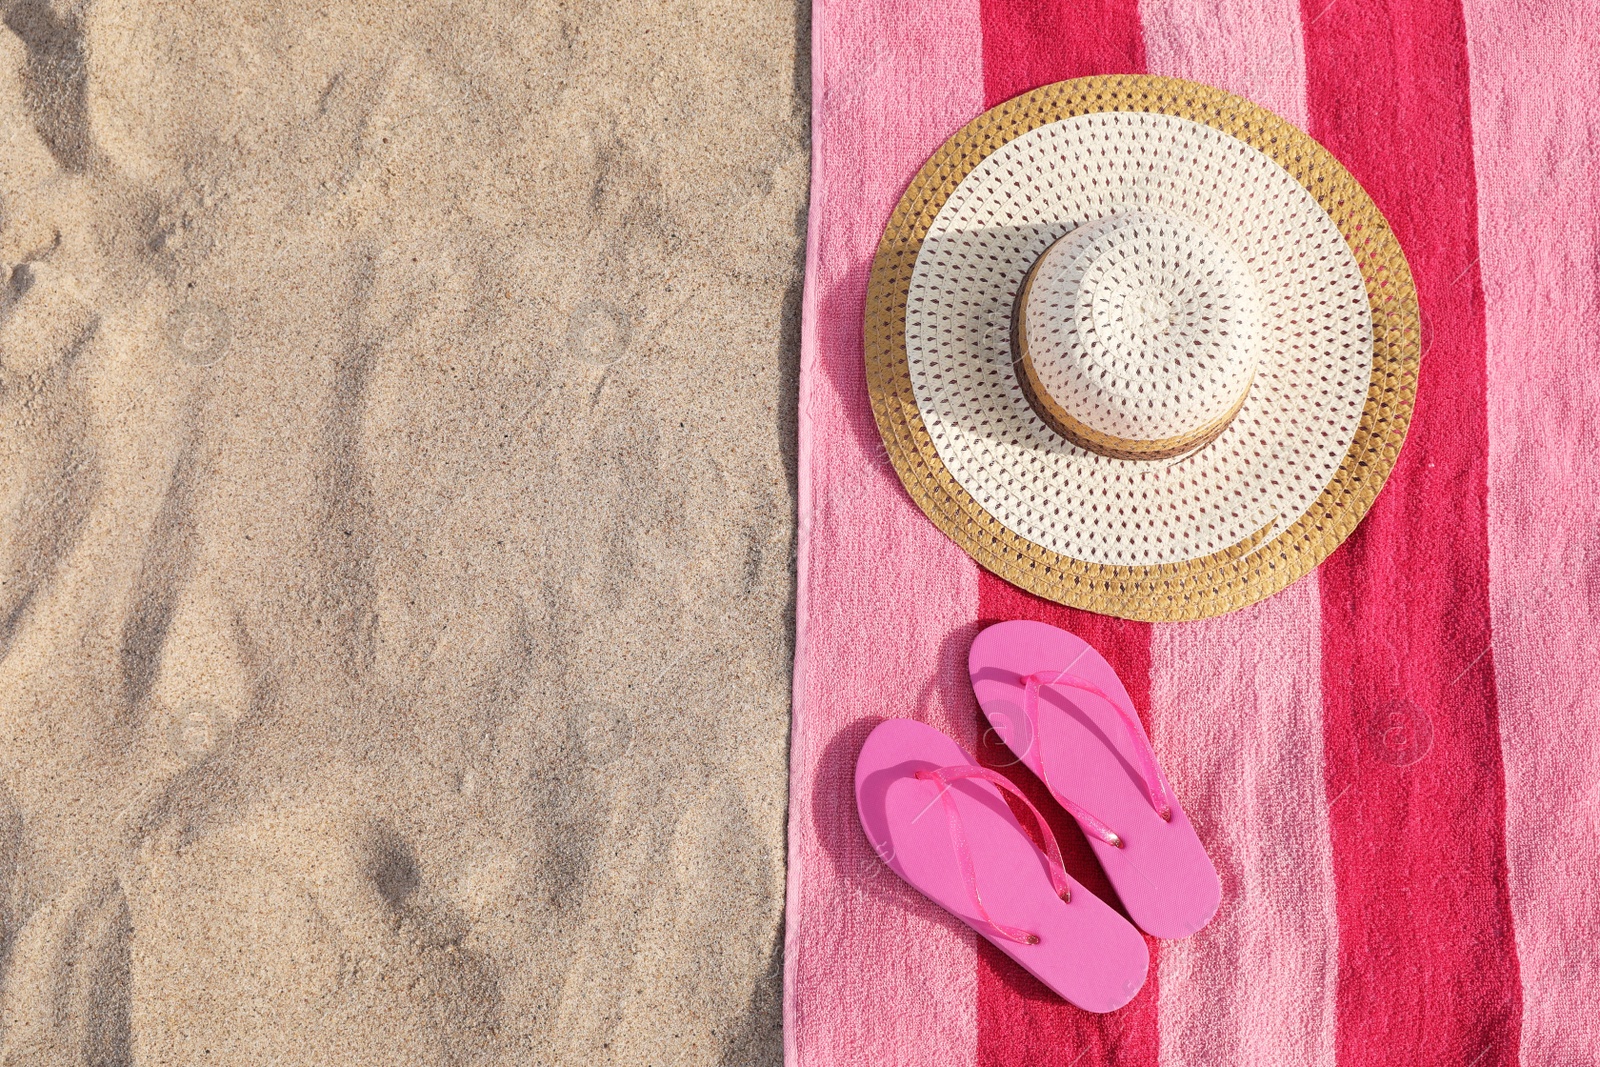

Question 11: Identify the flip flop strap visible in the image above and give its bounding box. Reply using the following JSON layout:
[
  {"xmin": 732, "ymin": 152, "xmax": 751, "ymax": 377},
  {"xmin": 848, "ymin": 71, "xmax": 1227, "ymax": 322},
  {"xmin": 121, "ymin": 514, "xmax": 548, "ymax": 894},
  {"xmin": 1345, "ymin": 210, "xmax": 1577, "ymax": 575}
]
[
  {"xmin": 1021, "ymin": 670, "xmax": 1174, "ymax": 825},
  {"xmin": 914, "ymin": 764, "xmax": 1073, "ymax": 946}
]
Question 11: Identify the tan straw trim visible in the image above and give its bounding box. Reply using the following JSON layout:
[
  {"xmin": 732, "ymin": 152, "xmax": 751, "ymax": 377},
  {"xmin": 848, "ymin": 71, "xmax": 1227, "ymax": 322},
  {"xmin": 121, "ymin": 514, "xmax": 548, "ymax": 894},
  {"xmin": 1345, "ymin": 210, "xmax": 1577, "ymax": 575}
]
[{"xmin": 864, "ymin": 74, "xmax": 1420, "ymax": 621}]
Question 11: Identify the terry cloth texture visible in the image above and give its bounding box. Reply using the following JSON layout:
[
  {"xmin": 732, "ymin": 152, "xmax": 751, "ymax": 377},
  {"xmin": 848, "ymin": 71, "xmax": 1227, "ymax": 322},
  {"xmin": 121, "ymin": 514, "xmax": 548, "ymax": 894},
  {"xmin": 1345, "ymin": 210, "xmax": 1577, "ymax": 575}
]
[{"xmin": 786, "ymin": 1, "xmax": 1600, "ymax": 1065}]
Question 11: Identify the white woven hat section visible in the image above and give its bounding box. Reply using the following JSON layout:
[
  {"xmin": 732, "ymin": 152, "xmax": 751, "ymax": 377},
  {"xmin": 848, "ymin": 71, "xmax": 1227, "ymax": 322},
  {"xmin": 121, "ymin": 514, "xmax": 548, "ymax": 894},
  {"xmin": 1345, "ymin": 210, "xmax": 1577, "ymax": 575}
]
[
  {"xmin": 1025, "ymin": 210, "xmax": 1262, "ymax": 441},
  {"xmin": 906, "ymin": 111, "xmax": 1373, "ymax": 567}
]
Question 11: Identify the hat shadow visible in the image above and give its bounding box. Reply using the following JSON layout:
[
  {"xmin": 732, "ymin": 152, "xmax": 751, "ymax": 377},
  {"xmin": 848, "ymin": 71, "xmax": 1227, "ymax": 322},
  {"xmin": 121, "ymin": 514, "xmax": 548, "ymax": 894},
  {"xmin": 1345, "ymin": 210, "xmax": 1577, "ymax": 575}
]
[{"xmin": 820, "ymin": 222, "xmax": 1059, "ymax": 493}]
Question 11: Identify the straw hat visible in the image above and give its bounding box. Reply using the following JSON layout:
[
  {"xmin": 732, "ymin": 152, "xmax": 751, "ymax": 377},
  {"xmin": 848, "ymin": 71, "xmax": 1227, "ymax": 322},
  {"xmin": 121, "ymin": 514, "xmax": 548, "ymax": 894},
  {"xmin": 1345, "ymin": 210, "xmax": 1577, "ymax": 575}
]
[{"xmin": 866, "ymin": 75, "xmax": 1419, "ymax": 621}]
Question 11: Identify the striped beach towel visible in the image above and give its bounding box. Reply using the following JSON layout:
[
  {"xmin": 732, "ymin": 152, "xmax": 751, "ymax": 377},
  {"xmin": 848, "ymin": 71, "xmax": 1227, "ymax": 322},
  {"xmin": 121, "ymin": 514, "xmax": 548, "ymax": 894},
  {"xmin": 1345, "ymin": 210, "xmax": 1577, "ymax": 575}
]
[{"xmin": 785, "ymin": 1, "xmax": 1600, "ymax": 1064}]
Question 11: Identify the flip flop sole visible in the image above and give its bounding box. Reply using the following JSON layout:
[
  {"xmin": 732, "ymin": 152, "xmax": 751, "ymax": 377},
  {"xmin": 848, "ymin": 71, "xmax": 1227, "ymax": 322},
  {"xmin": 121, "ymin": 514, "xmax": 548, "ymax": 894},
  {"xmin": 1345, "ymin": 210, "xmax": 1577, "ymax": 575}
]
[
  {"xmin": 855, "ymin": 718, "xmax": 1149, "ymax": 1012},
  {"xmin": 970, "ymin": 620, "xmax": 1221, "ymax": 939}
]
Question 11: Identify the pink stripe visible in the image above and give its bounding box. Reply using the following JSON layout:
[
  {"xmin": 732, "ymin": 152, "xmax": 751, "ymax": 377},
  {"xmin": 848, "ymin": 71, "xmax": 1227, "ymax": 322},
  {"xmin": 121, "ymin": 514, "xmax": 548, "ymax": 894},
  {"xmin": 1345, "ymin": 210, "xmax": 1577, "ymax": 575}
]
[
  {"xmin": 1147, "ymin": 584, "xmax": 1337, "ymax": 1067},
  {"xmin": 1141, "ymin": 0, "xmax": 1308, "ymax": 127},
  {"xmin": 1141, "ymin": 6, "xmax": 1338, "ymax": 1066},
  {"xmin": 1464, "ymin": 3, "xmax": 1600, "ymax": 1062},
  {"xmin": 785, "ymin": 2, "xmax": 985, "ymax": 1065}
]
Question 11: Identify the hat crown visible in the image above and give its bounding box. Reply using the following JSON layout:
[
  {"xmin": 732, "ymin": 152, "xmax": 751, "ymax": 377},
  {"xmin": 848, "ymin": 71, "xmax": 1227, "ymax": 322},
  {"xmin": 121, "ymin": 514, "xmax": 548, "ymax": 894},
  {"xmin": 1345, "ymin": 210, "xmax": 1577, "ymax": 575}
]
[{"xmin": 1015, "ymin": 211, "xmax": 1262, "ymax": 459}]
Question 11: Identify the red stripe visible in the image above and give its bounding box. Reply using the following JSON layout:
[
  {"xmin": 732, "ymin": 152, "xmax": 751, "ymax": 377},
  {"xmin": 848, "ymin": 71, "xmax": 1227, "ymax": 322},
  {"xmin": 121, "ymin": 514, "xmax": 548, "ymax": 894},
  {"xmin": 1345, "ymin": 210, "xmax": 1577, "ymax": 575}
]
[
  {"xmin": 1303, "ymin": 3, "xmax": 1523, "ymax": 1065},
  {"xmin": 981, "ymin": 0, "xmax": 1146, "ymax": 106},
  {"xmin": 975, "ymin": 585, "xmax": 1158, "ymax": 1066},
  {"xmin": 977, "ymin": 11, "xmax": 1152, "ymax": 1064}
]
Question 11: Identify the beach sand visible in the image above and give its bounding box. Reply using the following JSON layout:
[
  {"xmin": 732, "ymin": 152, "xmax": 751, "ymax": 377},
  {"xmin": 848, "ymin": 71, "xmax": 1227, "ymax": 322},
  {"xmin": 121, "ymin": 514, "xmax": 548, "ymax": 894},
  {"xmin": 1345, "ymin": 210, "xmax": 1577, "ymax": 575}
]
[{"xmin": 0, "ymin": 1, "xmax": 806, "ymax": 1062}]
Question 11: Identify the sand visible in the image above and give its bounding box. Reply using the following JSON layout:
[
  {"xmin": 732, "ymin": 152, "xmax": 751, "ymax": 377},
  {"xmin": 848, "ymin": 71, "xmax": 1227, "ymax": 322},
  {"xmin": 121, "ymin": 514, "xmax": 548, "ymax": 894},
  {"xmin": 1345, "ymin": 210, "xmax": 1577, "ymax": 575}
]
[{"xmin": 0, "ymin": 1, "xmax": 806, "ymax": 1062}]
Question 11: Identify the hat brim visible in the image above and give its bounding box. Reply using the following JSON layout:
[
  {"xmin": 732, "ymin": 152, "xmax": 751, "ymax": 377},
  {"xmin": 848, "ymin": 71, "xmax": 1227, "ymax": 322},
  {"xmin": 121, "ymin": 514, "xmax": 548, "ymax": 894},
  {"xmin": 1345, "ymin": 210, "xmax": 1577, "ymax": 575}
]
[{"xmin": 865, "ymin": 74, "xmax": 1420, "ymax": 622}]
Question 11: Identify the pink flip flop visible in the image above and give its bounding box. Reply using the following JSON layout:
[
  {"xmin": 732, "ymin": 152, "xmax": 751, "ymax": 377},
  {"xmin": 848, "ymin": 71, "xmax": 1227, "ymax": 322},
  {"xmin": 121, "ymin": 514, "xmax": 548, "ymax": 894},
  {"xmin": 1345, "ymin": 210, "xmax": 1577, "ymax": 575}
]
[
  {"xmin": 969, "ymin": 620, "xmax": 1221, "ymax": 939},
  {"xmin": 855, "ymin": 718, "xmax": 1149, "ymax": 1012}
]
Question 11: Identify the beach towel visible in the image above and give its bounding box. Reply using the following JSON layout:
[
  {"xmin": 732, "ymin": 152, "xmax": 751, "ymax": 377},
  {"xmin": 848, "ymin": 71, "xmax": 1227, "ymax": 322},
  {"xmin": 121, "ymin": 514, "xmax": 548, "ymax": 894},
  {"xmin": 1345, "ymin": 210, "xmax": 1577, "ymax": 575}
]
[{"xmin": 786, "ymin": 1, "xmax": 1600, "ymax": 1064}]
